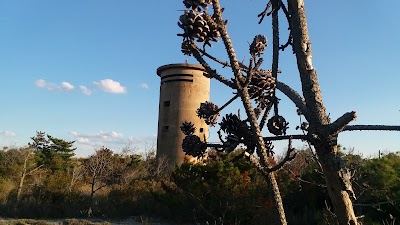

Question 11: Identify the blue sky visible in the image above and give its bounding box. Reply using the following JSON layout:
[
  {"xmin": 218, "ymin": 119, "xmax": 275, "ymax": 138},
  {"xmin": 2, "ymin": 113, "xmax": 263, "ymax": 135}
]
[{"xmin": 0, "ymin": 0, "xmax": 399, "ymax": 157}]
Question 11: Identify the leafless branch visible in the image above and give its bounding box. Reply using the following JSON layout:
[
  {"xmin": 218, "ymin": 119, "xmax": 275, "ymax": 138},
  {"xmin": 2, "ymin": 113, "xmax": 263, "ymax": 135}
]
[
  {"xmin": 263, "ymin": 134, "xmax": 308, "ymax": 142},
  {"xmin": 257, "ymin": 1, "xmax": 272, "ymax": 24},
  {"xmin": 343, "ymin": 125, "xmax": 400, "ymax": 132},
  {"xmin": 327, "ymin": 111, "xmax": 357, "ymax": 135},
  {"xmin": 265, "ymin": 138, "xmax": 297, "ymax": 172},
  {"xmin": 288, "ymin": 168, "xmax": 327, "ymax": 188},
  {"xmin": 218, "ymin": 93, "xmax": 240, "ymax": 112},
  {"xmin": 211, "ymin": 0, "xmax": 245, "ymax": 85},
  {"xmin": 259, "ymin": 101, "xmax": 274, "ymax": 130},
  {"xmin": 193, "ymin": 44, "xmax": 231, "ymax": 68},
  {"xmin": 276, "ymin": 81, "xmax": 309, "ymax": 121},
  {"xmin": 190, "ymin": 44, "xmax": 236, "ymax": 88}
]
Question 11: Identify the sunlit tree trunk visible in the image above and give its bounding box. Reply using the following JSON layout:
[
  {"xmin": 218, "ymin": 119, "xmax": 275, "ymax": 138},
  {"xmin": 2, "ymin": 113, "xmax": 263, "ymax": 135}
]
[{"xmin": 288, "ymin": 0, "xmax": 358, "ymax": 223}]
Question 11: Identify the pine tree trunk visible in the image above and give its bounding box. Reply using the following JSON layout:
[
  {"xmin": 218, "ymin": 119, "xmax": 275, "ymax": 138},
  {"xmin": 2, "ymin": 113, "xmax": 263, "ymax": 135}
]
[
  {"xmin": 267, "ymin": 172, "xmax": 287, "ymax": 224},
  {"xmin": 16, "ymin": 152, "xmax": 30, "ymax": 206},
  {"xmin": 240, "ymin": 89, "xmax": 287, "ymax": 225},
  {"xmin": 288, "ymin": 0, "xmax": 359, "ymax": 224},
  {"xmin": 16, "ymin": 172, "xmax": 26, "ymax": 205},
  {"xmin": 316, "ymin": 143, "xmax": 358, "ymax": 225}
]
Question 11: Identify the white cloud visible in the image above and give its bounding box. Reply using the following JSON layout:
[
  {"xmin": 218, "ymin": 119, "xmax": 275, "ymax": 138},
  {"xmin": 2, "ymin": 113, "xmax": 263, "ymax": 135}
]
[
  {"xmin": 70, "ymin": 130, "xmax": 125, "ymax": 147},
  {"xmin": 0, "ymin": 131, "xmax": 16, "ymax": 137},
  {"xmin": 93, "ymin": 79, "xmax": 127, "ymax": 94},
  {"xmin": 69, "ymin": 131, "xmax": 156, "ymax": 154},
  {"xmin": 61, "ymin": 82, "xmax": 75, "ymax": 91},
  {"xmin": 76, "ymin": 137, "xmax": 92, "ymax": 144},
  {"xmin": 140, "ymin": 83, "xmax": 149, "ymax": 89},
  {"xmin": 80, "ymin": 86, "xmax": 92, "ymax": 96},
  {"xmin": 35, "ymin": 79, "xmax": 76, "ymax": 92},
  {"xmin": 35, "ymin": 79, "xmax": 46, "ymax": 88},
  {"xmin": 35, "ymin": 79, "xmax": 59, "ymax": 90}
]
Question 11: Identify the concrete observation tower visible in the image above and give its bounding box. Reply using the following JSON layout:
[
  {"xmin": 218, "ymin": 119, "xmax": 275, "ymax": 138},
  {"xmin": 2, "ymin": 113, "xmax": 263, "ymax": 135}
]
[{"xmin": 156, "ymin": 63, "xmax": 210, "ymax": 166}]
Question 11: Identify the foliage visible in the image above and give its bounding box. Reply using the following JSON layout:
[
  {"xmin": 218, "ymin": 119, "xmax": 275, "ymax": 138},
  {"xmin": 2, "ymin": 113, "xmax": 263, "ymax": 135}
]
[
  {"xmin": 1, "ymin": 137, "xmax": 399, "ymax": 224},
  {"xmin": 30, "ymin": 131, "xmax": 76, "ymax": 171}
]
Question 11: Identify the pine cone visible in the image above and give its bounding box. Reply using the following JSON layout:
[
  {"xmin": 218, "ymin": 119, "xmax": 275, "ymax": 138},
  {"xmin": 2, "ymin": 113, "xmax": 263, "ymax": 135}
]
[
  {"xmin": 267, "ymin": 115, "xmax": 289, "ymax": 136},
  {"xmin": 250, "ymin": 35, "xmax": 268, "ymax": 57},
  {"xmin": 183, "ymin": 0, "xmax": 212, "ymax": 12},
  {"xmin": 196, "ymin": 101, "xmax": 220, "ymax": 126},
  {"xmin": 180, "ymin": 121, "xmax": 197, "ymax": 135},
  {"xmin": 182, "ymin": 135, "xmax": 207, "ymax": 157}
]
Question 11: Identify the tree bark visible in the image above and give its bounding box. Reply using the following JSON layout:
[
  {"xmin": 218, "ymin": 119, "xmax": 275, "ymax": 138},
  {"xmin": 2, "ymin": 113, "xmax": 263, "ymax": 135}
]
[
  {"xmin": 16, "ymin": 149, "xmax": 31, "ymax": 206},
  {"xmin": 288, "ymin": 0, "xmax": 359, "ymax": 224}
]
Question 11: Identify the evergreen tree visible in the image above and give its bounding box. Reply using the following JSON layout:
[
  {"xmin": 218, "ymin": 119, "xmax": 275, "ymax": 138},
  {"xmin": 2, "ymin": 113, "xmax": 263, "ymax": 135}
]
[{"xmin": 30, "ymin": 131, "xmax": 76, "ymax": 171}]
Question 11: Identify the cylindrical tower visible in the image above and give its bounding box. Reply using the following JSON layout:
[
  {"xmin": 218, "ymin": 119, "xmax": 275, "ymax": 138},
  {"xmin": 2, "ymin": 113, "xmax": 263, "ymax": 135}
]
[{"xmin": 156, "ymin": 63, "xmax": 210, "ymax": 166}]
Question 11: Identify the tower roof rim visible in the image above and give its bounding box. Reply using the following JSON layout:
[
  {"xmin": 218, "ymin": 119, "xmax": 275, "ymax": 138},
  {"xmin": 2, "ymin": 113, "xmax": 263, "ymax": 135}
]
[{"xmin": 157, "ymin": 63, "xmax": 207, "ymax": 76}]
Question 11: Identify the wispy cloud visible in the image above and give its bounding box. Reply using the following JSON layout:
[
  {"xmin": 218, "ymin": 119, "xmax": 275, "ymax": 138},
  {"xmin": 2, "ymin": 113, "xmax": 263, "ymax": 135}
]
[
  {"xmin": 61, "ymin": 82, "xmax": 74, "ymax": 91},
  {"xmin": 139, "ymin": 83, "xmax": 149, "ymax": 89},
  {"xmin": 0, "ymin": 131, "xmax": 16, "ymax": 137},
  {"xmin": 35, "ymin": 79, "xmax": 75, "ymax": 92},
  {"xmin": 69, "ymin": 130, "xmax": 156, "ymax": 151},
  {"xmin": 34, "ymin": 79, "xmax": 59, "ymax": 91},
  {"xmin": 93, "ymin": 79, "xmax": 127, "ymax": 94},
  {"xmin": 70, "ymin": 130, "xmax": 125, "ymax": 146},
  {"xmin": 80, "ymin": 86, "xmax": 92, "ymax": 96},
  {"xmin": 35, "ymin": 79, "xmax": 46, "ymax": 88}
]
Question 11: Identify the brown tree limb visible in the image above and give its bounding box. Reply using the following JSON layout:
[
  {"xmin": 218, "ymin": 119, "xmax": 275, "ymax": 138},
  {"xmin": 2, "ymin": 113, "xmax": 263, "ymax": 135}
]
[
  {"xmin": 327, "ymin": 111, "xmax": 357, "ymax": 135},
  {"xmin": 218, "ymin": 93, "xmax": 240, "ymax": 112},
  {"xmin": 264, "ymin": 134, "xmax": 308, "ymax": 142},
  {"xmin": 276, "ymin": 81, "xmax": 310, "ymax": 120},
  {"xmin": 259, "ymin": 101, "xmax": 274, "ymax": 130},
  {"xmin": 271, "ymin": 0, "xmax": 280, "ymax": 80},
  {"xmin": 211, "ymin": 0, "xmax": 245, "ymax": 85},
  {"xmin": 266, "ymin": 138, "xmax": 297, "ymax": 172},
  {"xmin": 193, "ymin": 44, "xmax": 232, "ymax": 68},
  {"xmin": 190, "ymin": 44, "xmax": 236, "ymax": 88},
  {"xmin": 343, "ymin": 125, "xmax": 400, "ymax": 132},
  {"xmin": 288, "ymin": 0, "xmax": 329, "ymax": 128}
]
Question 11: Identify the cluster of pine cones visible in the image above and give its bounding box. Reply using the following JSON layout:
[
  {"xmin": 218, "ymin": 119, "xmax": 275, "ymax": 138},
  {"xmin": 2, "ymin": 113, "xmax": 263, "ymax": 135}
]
[
  {"xmin": 196, "ymin": 101, "xmax": 220, "ymax": 126},
  {"xmin": 183, "ymin": 0, "xmax": 212, "ymax": 12},
  {"xmin": 178, "ymin": 11, "xmax": 220, "ymax": 45},
  {"xmin": 248, "ymin": 70, "xmax": 276, "ymax": 109}
]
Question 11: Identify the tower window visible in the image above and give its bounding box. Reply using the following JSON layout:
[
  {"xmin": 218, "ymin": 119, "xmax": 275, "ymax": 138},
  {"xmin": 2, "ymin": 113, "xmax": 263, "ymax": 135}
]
[
  {"xmin": 199, "ymin": 128, "xmax": 204, "ymax": 133},
  {"xmin": 163, "ymin": 101, "xmax": 170, "ymax": 107},
  {"xmin": 162, "ymin": 126, "xmax": 169, "ymax": 132}
]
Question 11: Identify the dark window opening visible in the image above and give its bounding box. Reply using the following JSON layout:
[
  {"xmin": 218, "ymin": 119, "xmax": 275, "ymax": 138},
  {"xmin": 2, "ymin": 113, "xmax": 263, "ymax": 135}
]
[
  {"xmin": 199, "ymin": 128, "xmax": 204, "ymax": 133},
  {"xmin": 162, "ymin": 126, "xmax": 169, "ymax": 132},
  {"xmin": 164, "ymin": 101, "xmax": 170, "ymax": 107}
]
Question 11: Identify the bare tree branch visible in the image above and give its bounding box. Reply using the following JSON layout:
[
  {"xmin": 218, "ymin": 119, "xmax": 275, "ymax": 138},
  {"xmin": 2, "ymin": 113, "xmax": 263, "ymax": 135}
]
[
  {"xmin": 264, "ymin": 134, "xmax": 308, "ymax": 142},
  {"xmin": 265, "ymin": 138, "xmax": 297, "ymax": 172},
  {"xmin": 288, "ymin": 0, "xmax": 329, "ymax": 128},
  {"xmin": 343, "ymin": 125, "xmax": 400, "ymax": 132},
  {"xmin": 276, "ymin": 81, "xmax": 309, "ymax": 120},
  {"xmin": 327, "ymin": 111, "xmax": 357, "ymax": 135},
  {"xmin": 211, "ymin": 0, "xmax": 245, "ymax": 85},
  {"xmin": 190, "ymin": 44, "xmax": 236, "ymax": 88}
]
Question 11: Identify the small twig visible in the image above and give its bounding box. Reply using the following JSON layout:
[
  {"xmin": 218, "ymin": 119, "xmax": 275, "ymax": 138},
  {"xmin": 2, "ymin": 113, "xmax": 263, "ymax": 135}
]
[
  {"xmin": 257, "ymin": 0, "xmax": 272, "ymax": 24},
  {"xmin": 259, "ymin": 101, "xmax": 274, "ymax": 129},
  {"xmin": 217, "ymin": 93, "xmax": 240, "ymax": 112},
  {"xmin": 194, "ymin": 44, "xmax": 232, "ymax": 68},
  {"xmin": 278, "ymin": 0, "xmax": 293, "ymax": 51},
  {"xmin": 265, "ymin": 137, "xmax": 297, "ymax": 172},
  {"xmin": 190, "ymin": 44, "xmax": 236, "ymax": 89},
  {"xmin": 287, "ymin": 168, "xmax": 327, "ymax": 188}
]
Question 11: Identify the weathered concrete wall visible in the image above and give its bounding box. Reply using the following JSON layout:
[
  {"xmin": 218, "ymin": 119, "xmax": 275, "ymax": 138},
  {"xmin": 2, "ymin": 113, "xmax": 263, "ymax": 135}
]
[{"xmin": 156, "ymin": 63, "xmax": 210, "ymax": 166}]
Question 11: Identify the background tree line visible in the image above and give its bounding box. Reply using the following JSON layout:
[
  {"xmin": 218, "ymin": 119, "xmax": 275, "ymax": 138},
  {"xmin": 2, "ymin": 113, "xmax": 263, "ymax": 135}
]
[{"xmin": 0, "ymin": 131, "xmax": 398, "ymax": 224}]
